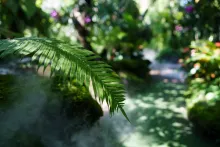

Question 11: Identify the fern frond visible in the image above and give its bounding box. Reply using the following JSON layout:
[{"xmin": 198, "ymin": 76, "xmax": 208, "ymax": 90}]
[{"xmin": 0, "ymin": 37, "xmax": 128, "ymax": 120}]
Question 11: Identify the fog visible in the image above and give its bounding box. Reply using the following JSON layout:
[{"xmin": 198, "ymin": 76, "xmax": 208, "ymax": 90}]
[{"xmin": 0, "ymin": 72, "xmax": 130, "ymax": 147}]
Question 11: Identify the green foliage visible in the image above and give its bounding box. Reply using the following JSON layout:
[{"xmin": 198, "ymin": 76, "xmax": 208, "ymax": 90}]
[
  {"xmin": 180, "ymin": 0, "xmax": 220, "ymax": 41},
  {"xmin": 185, "ymin": 40, "xmax": 220, "ymax": 81},
  {"xmin": 19, "ymin": 0, "xmax": 37, "ymax": 19},
  {"xmin": 52, "ymin": 76, "xmax": 103, "ymax": 123},
  {"xmin": 88, "ymin": 0, "xmax": 152, "ymax": 59},
  {"xmin": 0, "ymin": 37, "xmax": 128, "ymax": 120},
  {"xmin": 0, "ymin": 0, "xmax": 50, "ymax": 38},
  {"xmin": 109, "ymin": 59, "xmax": 151, "ymax": 78},
  {"xmin": 188, "ymin": 101, "xmax": 220, "ymax": 137},
  {"xmin": 184, "ymin": 40, "xmax": 220, "ymax": 105},
  {"xmin": 147, "ymin": 0, "xmax": 220, "ymax": 54},
  {"xmin": 0, "ymin": 75, "xmax": 17, "ymax": 109},
  {"xmin": 52, "ymin": 78, "xmax": 92, "ymax": 101},
  {"xmin": 57, "ymin": 0, "xmax": 152, "ymax": 59},
  {"xmin": 147, "ymin": 0, "xmax": 184, "ymax": 51},
  {"xmin": 184, "ymin": 40, "xmax": 220, "ymax": 137}
]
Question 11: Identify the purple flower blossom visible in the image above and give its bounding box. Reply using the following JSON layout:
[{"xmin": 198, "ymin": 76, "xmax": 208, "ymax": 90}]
[
  {"xmin": 84, "ymin": 16, "xmax": 91, "ymax": 24},
  {"xmin": 50, "ymin": 10, "xmax": 59, "ymax": 19},
  {"xmin": 185, "ymin": 5, "xmax": 194, "ymax": 13},
  {"xmin": 175, "ymin": 25, "xmax": 183, "ymax": 32}
]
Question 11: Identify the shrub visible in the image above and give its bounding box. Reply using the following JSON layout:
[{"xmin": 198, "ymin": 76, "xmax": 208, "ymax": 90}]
[
  {"xmin": 0, "ymin": 75, "xmax": 17, "ymax": 110},
  {"xmin": 51, "ymin": 76, "xmax": 103, "ymax": 124},
  {"xmin": 184, "ymin": 40, "xmax": 220, "ymax": 138},
  {"xmin": 109, "ymin": 59, "xmax": 151, "ymax": 79}
]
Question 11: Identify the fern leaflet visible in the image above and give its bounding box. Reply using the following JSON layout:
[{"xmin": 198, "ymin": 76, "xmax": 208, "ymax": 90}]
[{"xmin": 0, "ymin": 37, "xmax": 129, "ymax": 120}]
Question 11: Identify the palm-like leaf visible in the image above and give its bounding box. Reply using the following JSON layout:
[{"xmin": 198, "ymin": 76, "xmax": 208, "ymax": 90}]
[{"xmin": 0, "ymin": 37, "xmax": 128, "ymax": 120}]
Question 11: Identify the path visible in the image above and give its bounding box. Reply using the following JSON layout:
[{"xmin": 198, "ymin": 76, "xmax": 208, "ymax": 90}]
[{"xmin": 89, "ymin": 49, "xmax": 217, "ymax": 147}]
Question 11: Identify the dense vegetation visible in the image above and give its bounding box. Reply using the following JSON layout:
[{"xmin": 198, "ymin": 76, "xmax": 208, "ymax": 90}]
[
  {"xmin": 184, "ymin": 40, "xmax": 220, "ymax": 137},
  {"xmin": 0, "ymin": 0, "xmax": 220, "ymax": 146}
]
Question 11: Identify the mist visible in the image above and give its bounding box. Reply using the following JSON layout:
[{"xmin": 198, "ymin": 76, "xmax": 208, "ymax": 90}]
[{"xmin": 0, "ymin": 73, "xmax": 130, "ymax": 147}]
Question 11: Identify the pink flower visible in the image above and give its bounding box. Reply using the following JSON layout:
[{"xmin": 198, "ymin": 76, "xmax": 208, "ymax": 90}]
[
  {"xmin": 84, "ymin": 16, "xmax": 91, "ymax": 23},
  {"xmin": 50, "ymin": 10, "xmax": 59, "ymax": 19},
  {"xmin": 191, "ymin": 49, "xmax": 196, "ymax": 56},
  {"xmin": 175, "ymin": 25, "xmax": 183, "ymax": 32}
]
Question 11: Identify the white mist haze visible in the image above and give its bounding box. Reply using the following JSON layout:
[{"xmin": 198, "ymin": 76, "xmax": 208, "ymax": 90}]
[{"xmin": 0, "ymin": 73, "xmax": 131, "ymax": 147}]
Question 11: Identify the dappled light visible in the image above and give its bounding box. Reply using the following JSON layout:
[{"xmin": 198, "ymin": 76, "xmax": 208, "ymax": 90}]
[{"xmin": 118, "ymin": 80, "xmax": 216, "ymax": 147}]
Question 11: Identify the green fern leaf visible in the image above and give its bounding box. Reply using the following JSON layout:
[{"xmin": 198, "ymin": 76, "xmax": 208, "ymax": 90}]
[{"xmin": 0, "ymin": 37, "xmax": 129, "ymax": 120}]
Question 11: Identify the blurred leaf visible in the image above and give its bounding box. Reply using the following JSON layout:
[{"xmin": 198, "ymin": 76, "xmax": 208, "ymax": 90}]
[
  {"xmin": 19, "ymin": 0, "xmax": 37, "ymax": 19},
  {"xmin": 117, "ymin": 32, "xmax": 126, "ymax": 39},
  {"xmin": 5, "ymin": 0, "xmax": 19, "ymax": 14}
]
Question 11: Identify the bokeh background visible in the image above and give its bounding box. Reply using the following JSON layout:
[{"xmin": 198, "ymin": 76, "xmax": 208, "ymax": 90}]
[{"xmin": 0, "ymin": 0, "xmax": 220, "ymax": 147}]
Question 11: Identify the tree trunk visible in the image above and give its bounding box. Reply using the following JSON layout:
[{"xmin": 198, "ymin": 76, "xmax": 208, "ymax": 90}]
[{"xmin": 72, "ymin": 17, "xmax": 93, "ymax": 51}]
